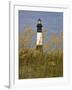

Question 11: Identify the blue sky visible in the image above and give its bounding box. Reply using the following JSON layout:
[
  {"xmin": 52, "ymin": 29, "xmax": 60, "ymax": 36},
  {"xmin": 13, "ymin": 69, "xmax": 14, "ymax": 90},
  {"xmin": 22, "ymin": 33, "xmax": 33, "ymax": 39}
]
[{"xmin": 19, "ymin": 10, "xmax": 63, "ymax": 34}]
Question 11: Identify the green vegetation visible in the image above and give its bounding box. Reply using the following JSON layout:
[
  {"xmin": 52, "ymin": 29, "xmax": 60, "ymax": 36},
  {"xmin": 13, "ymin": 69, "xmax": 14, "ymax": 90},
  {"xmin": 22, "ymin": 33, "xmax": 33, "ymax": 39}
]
[
  {"xmin": 19, "ymin": 48, "xmax": 63, "ymax": 79},
  {"xmin": 19, "ymin": 26, "xmax": 63, "ymax": 79}
]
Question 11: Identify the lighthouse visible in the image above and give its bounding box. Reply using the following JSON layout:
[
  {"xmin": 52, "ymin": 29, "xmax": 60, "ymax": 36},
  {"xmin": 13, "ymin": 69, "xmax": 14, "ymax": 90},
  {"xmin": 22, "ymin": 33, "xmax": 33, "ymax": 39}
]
[{"xmin": 36, "ymin": 19, "xmax": 43, "ymax": 50}]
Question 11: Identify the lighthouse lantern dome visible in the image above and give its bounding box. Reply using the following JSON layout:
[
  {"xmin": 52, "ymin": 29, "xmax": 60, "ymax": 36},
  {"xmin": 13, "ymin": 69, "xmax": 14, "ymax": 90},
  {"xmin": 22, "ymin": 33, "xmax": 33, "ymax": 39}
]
[{"xmin": 37, "ymin": 18, "xmax": 42, "ymax": 24}]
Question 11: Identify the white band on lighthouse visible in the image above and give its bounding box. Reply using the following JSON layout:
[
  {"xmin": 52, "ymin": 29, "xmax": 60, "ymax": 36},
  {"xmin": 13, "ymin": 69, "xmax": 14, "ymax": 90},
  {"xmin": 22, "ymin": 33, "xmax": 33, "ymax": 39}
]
[{"xmin": 36, "ymin": 32, "xmax": 42, "ymax": 45}]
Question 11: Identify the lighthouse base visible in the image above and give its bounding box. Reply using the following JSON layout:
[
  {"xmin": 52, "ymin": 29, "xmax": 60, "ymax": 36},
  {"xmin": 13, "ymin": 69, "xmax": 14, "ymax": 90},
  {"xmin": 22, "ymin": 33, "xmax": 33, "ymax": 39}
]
[{"xmin": 36, "ymin": 45, "xmax": 43, "ymax": 51}]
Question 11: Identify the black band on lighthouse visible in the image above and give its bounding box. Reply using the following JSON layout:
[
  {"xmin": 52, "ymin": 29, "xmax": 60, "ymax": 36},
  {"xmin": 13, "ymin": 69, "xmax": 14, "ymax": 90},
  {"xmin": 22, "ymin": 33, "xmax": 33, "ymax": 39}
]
[
  {"xmin": 37, "ymin": 18, "xmax": 42, "ymax": 32},
  {"xmin": 37, "ymin": 24, "xmax": 42, "ymax": 32}
]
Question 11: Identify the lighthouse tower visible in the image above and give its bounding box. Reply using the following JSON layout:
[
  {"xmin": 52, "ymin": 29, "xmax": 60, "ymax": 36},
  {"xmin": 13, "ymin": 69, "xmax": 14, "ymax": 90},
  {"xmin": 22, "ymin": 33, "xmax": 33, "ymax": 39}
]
[{"xmin": 36, "ymin": 19, "xmax": 43, "ymax": 50}]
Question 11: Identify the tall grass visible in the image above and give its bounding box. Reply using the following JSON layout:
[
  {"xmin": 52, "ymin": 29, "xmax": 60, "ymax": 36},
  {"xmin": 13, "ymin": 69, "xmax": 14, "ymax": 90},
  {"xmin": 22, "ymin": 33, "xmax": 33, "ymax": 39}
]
[
  {"xmin": 19, "ymin": 48, "xmax": 63, "ymax": 79},
  {"xmin": 19, "ymin": 26, "xmax": 63, "ymax": 79}
]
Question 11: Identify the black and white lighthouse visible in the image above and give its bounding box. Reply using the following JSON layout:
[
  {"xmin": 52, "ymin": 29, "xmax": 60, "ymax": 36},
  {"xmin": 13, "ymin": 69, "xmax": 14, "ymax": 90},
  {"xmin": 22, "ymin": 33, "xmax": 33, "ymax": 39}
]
[{"xmin": 36, "ymin": 19, "xmax": 43, "ymax": 50}]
